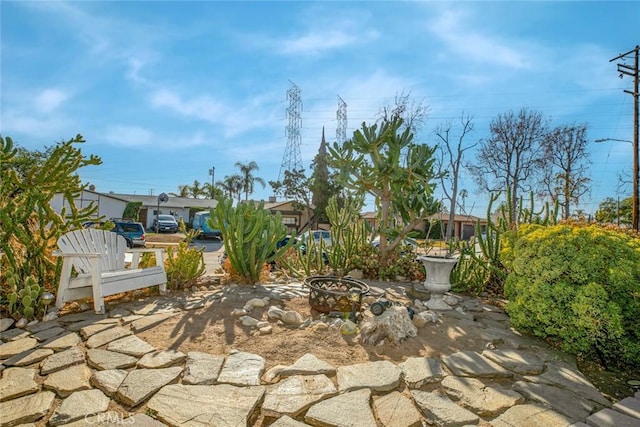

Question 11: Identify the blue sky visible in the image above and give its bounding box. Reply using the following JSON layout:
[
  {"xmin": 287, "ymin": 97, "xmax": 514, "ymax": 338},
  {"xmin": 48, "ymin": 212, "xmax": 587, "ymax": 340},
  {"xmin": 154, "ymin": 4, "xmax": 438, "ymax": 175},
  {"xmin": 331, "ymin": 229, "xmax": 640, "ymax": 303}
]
[{"xmin": 1, "ymin": 1, "xmax": 638, "ymax": 217}]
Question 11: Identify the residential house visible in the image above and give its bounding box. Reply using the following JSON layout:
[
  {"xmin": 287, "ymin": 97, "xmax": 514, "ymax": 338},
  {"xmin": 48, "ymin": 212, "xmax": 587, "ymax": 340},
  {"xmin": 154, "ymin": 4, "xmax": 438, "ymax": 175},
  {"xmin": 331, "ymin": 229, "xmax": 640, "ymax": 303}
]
[
  {"xmin": 52, "ymin": 190, "xmax": 218, "ymax": 230},
  {"xmin": 360, "ymin": 211, "xmax": 487, "ymax": 240}
]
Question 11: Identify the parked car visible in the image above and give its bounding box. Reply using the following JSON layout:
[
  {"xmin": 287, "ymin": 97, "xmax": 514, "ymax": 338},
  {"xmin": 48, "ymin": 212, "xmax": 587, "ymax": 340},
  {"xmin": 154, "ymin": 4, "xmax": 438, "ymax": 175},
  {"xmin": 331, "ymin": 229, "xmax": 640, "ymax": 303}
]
[
  {"xmin": 371, "ymin": 235, "xmax": 419, "ymax": 253},
  {"xmin": 298, "ymin": 230, "xmax": 332, "ymax": 247},
  {"xmin": 192, "ymin": 210, "xmax": 222, "ymax": 240},
  {"xmin": 152, "ymin": 214, "xmax": 179, "ymax": 233},
  {"xmin": 84, "ymin": 219, "xmax": 146, "ymax": 248}
]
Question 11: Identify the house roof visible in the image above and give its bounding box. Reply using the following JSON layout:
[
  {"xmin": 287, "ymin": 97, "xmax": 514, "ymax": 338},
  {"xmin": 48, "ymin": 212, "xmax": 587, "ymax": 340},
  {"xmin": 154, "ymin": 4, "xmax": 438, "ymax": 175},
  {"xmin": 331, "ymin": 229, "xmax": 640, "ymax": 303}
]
[{"xmin": 102, "ymin": 193, "xmax": 218, "ymax": 210}]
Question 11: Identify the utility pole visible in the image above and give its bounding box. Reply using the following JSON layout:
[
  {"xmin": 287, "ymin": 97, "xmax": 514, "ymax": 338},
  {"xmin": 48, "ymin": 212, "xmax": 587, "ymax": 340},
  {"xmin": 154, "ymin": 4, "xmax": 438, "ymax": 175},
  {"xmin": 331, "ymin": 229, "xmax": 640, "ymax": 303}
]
[
  {"xmin": 209, "ymin": 166, "xmax": 215, "ymax": 199},
  {"xmin": 610, "ymin": 45, "xmax": 639, "ymax": 231}
]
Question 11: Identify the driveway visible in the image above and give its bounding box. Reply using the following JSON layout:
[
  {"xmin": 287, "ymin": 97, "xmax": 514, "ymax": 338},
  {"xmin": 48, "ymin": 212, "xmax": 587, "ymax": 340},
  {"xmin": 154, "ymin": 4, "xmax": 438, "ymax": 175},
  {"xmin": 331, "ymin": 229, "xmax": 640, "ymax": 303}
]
[{"xmin": 190, "ymin": 239, "xmax": 224, "ymax": 276}]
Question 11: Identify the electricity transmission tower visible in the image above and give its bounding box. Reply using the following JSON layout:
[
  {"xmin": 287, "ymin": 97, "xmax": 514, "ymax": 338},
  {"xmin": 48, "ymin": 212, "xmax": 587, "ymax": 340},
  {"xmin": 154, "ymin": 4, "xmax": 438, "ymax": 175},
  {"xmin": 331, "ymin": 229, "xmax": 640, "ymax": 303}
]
[
  {"xmin": 336, "ymin": 95, "xmax": 347, "ymax": 143},
  {"xmin": 279, "ymin": 81, "xmax": 303, "ymax": 182}
]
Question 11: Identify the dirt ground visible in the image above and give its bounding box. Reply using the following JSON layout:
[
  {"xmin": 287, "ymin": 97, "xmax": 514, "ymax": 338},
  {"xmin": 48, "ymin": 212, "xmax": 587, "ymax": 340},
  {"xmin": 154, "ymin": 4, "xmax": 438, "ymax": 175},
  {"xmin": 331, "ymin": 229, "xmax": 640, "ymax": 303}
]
[
  {"xmin": 136, "ymin": 283, "xmax": 494, "ymax": 370},
  {"xmin": 139, "ymin": 233, "xmax": 640, "ymax": 402}
]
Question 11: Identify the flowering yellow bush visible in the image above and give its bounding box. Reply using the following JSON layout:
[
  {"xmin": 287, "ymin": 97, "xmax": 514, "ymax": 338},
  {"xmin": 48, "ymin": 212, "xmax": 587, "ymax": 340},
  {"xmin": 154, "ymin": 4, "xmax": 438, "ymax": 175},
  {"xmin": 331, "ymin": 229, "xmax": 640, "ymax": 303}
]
[{"xmin": 504, "ymin": 223, "xmax": 640, "ymax": 367}]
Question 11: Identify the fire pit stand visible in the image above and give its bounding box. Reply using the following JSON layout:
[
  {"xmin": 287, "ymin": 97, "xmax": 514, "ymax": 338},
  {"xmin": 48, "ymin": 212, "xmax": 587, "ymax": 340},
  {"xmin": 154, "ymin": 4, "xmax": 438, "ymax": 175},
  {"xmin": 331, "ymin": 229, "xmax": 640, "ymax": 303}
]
[{"xmin": 303, "ymin": 275, "xmax": 370, "ymax": 315}]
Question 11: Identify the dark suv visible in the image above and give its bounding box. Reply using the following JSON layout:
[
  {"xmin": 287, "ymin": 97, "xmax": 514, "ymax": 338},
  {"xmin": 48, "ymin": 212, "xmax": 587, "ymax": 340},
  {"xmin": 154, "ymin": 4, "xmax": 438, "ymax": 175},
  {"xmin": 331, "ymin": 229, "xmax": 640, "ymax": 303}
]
[
  {"xmin": 112, "ymin": 220, "xmax": 146, "ymax": 248},
  {"xmin": 152, "ymin": 214, "xmax": 179, "ymax": 233},
  {"xmin": 84, "ymin": 219, "xmax": 146, "ymax": 248}
]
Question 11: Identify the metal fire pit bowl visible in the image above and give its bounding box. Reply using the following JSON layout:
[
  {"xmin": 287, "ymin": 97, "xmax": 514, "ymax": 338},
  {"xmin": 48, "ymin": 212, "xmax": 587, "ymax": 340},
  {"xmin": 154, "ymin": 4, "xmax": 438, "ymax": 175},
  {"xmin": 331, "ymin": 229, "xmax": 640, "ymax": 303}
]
[{"xmin": 304, "ymin": 276, "xmax": 370, "ymax": 314}]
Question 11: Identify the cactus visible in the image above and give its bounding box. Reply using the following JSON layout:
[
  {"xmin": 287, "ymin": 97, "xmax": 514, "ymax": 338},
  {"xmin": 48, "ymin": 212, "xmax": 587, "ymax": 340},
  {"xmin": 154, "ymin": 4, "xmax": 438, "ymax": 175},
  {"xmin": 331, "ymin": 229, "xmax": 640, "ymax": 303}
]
[
  {"xmin": 210, "ymin": 198, "xmax": 293, "ymax": 284},
  {"xmin": 1, "ymin": 134, "xmax": 101, "ymax": 299},
  {"xmin": 6, "ymin": 267, "xmax": 43, "ymax": 320},
  {"xmin": 325, "ymin": 196, "xmax": 369, "ymax": 275},
  {"xmin": 456, "ymin": 187, "xmax": 559, "ymax": 296}
]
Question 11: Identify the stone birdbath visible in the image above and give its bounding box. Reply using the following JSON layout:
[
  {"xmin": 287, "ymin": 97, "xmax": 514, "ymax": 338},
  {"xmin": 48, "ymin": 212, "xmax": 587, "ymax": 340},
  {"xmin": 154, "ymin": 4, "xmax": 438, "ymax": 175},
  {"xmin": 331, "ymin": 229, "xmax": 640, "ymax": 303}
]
[{"xmin": 417, "ymin": 255, "xmax": 458, "ymax": 310}]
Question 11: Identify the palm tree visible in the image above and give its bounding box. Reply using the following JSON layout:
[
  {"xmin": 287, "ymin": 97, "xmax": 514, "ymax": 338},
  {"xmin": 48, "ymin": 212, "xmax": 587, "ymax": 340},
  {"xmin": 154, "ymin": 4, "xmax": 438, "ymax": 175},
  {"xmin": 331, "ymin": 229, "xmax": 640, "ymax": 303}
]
[
  {"xmin": 169, "ymin": 184, "xmax": 190, "ymax": 198},
  {"xmin": 202, "ymin": 182, "xmax": 222, "ymax": 200},
  {"xmin": 219, "ymin": 175, "xmax": 243, "ymax": 201},
  {"xmin": 188, "ymin": 180, "xmax": 205, "ymax": 198},
  {"xmin": 235, "ymin": 161, "xmax": 266, "ymax": 201}
]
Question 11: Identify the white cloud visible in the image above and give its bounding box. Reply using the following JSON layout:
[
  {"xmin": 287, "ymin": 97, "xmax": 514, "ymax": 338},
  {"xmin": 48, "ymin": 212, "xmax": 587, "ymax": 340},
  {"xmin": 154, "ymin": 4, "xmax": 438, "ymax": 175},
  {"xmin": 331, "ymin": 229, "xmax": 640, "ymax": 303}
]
[
  {"xmin": 428, "ymin": 9, "xmax": 531, "ymax": 70},
  {"xmin": 278, "ymin": 29, "xmax": 378, "ymax": 55},
  {"xmin": 34, "ymin": 88, "xmax": 69, "ymax": 113},
  {"xmin": 150, "ymin": 89, "xmax": 226, "ymax": 123},
  {"xmin": 103, "ymin": 125, "xmax": 153, "ymax": 147}
]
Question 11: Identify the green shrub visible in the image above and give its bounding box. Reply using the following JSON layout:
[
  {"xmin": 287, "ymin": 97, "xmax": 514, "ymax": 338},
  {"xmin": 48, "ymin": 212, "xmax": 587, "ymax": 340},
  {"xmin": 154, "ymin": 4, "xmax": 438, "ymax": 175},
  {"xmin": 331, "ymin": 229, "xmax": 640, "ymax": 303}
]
[
  {"xmin": 504, "ymin": 223, "xmax": 640, "ymax": 368},
  {"xmin": 164, "ymin": 230, "xmax": 205, "ymax": 290}
]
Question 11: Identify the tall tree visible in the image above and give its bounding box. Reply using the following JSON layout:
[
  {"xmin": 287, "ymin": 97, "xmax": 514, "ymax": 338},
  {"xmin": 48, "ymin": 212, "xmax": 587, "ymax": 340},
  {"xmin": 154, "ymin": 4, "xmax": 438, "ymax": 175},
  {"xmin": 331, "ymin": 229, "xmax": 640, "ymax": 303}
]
[
  {"xmin": 539, "ymin": 123, "xmax": 591, "ymax": 220},
  {"xmin": 219, "ymin": 174, "xmax": 243, "ymax": 202},
  {"xmin": 468, "ymin": 108, "xmax": 549, "ymax": 224},
  {"xmin": 169, "ymin": 184, "xmax": 190, "ymax": 198},
  {"xmin": 595, "ymin": 196, "xmax": 633, "ymax": 225},
  {"xmin": 434, "ymin": 113, "xmax": 477, "ymax": 240},
  {"xmin": 329, "ymin": 116, "xmax": 441, "ymax": 266},
  {"xmin": 310, "ymin": 127, "xmax": 341, "ymax": 226},
  {"xmin": 235, "ymin": 161, "xmax": 265, "ymax": 201},
  {"xmin": 202, "ymin": 182, "xmax": 222, "ymax": 200},
  {"xmin": 188, "ymin": 180, "xmax": 204, "ymax": 198}
]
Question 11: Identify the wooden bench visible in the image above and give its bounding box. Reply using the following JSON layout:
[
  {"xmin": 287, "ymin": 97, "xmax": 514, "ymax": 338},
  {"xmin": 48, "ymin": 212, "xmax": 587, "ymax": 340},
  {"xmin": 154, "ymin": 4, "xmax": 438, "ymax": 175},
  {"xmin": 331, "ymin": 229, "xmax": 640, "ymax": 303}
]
[{"xmin": 55, "ymin": 229, "xmax": 167, "ymax": 314}]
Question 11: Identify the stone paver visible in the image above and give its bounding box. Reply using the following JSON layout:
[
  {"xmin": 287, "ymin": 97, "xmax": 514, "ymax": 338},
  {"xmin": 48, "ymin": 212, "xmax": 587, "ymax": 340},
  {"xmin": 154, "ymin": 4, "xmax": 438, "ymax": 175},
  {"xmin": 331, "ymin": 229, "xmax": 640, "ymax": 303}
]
[
  {"xmin": 86, "ymin": 326, "xmax": 132, "ymax": 348},
  {"xmin": 612, "ymin": 396, "xmax": 640, "ymax": 419},
  {"xmin": 337, "ymin": 360, "xmax": 403, "ymax": 392},
  {"xmin": 137, "ymin": 349, "xmax": 186, "ymax": 368},
  {"xmin": 374, "ymin": 390, "xmax": 422, "ymax": 427},
  {"xmin": 43, "ymin": 364, "xmax": 93, "ymax": 397},
  {"xmin": 305, "ymin": 388, "xmax": 377, "ymax": 427},
  {"xmin": 482, "ymin": 349, "xmax": 545, "ymax": 375},
  {"xmin": 279, "ymin": 353, "xmax": 336, "ymax": 377},
  {"xmin": 0, "ymin": 284, "xmax": 632, "ymax": 427},
  {"xmin": 91, "ymin": 369, "xmax": 128, "ymax": 396},
  {"xmin": 3, "ymin": 348, "xmax": 53, "ymax": 367},
  {"xmin": 31, "ymin": 326, "xmax": 66, "ymax": 342},
  {"xmin": 182, "ymin": 352, "xmax": 224, "ymax": 385},
  {"xmin": 585, "ymin": 407, "xmax": 640, "ymax": 427},
  {"xmin": 80, "ymin": 321, "xmax": 117, "ymax": 338},
  {"xmin": 261, "ymin": 374, "xmax": 337, "ymax": 418},
  {"xmin": 116, "ymin": 366, "xmax": 183, "ymax": 407},
  {"xmin": 217, "ymin": 350, "xmax": 265, "ymax": 386},
  {"xmin": 106, "ymin": 334, "xmax": 156, "ymax": 356},
  {"xmin": 0, "ymin": 390, "xmax": 56, "ymax": 426},
  {"xmin": 401, "ymin": 357, "xmax": 446, "ymax": 388},
  {"xmin": 130, "ymin": 312, "xmax": 177, "ymax": 333},
  {"xmin": 41, "ymin": 331, "xmax": 81, "ymax": 351},
  {"xmin": 0, "ymin": 367, "xmax": 39, "ymax": 402},
  {"xmin": 441, "ymin": 375, "xmax": 524, "ymax": 417},
  {"xmin": 491, "ymin": 402, "xmax": 575, "ymax": 427},
  {"xmin": 442, "ymin": 350, "xmax": 513, "ymax": 378},
  {"xmin": 0, "ymin": 337, "xmax": 38, "ymax": 358},
  {"xmin": 513, "ymin": 380, "xmax": 598, "ymax": 421},
  {"xmin": 87, "ymin": 348, "xmax": 138, "ymax": 370},
  {"xmin": 147, "ymin": 384, "xmax": 265, "ymax": 426},
  {"xmin": 48, "ymin": 389, "xmax": 110, "ymax": 426},
  {"xmin": 411, "ymin": 390, "xmax": 480, "ymax": 427},
  {"xmin": 40, "ymin": 346, "xmax": 85, "ymax": 375}
]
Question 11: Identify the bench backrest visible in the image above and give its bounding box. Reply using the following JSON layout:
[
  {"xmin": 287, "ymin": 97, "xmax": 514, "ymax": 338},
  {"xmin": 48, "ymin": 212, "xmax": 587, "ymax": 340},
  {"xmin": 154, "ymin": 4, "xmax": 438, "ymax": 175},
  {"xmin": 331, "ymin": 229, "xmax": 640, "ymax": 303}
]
[{"xmin": 57, "ymin": 229, "xmax": 128, "ymax": 274}]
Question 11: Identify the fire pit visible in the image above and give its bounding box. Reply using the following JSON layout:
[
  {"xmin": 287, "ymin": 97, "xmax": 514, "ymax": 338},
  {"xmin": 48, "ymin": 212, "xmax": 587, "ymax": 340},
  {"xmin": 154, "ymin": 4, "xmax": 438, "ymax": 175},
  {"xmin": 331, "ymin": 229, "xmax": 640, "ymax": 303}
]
[{"xmin": 304, "ymin": 275, "xmax": 370, "ymax": 314}]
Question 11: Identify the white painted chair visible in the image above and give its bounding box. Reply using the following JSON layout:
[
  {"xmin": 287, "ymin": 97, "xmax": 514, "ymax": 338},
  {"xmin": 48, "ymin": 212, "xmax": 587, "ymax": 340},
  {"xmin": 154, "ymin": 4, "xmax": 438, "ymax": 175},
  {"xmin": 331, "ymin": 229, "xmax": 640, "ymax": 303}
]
[{"xmin": 55, "ymin": 229, "xmax": 167, "ymax": 314}]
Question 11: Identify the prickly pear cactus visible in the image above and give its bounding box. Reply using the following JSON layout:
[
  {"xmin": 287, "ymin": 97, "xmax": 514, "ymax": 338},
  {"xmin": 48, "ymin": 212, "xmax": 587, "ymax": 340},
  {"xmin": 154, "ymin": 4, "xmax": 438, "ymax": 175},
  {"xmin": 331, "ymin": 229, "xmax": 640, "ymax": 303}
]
[{"xmin": 6, "ymin": 267, "xmax": 42, "ymax": 320}]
